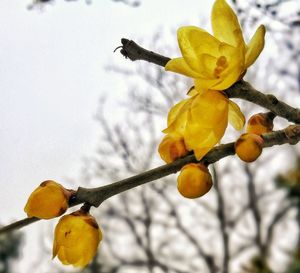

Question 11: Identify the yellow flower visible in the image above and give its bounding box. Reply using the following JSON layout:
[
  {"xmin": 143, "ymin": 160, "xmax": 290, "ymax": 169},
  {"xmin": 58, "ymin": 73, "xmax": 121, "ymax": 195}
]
[
  {"xmin": 246, "ymin": 113, "xmax": 274, "ymax": 135},
  {"xmin": 24, "ymin": 180, "xmax": 72, "ymax": 219},
  {"xmin": 158, "ymin": 133, "xmax": 188, "ymax": 163},
  {"xmin": 165, "ymin": 0, "xmax": 265, "ymax": 92},
  {"xmin": 163, "ymin": 90, "xmax": 245, "ymax": 160},
  {"xmin": 53, "ymin": 210, "xmax": 102, "ymax": 267},
  {"xmin": 177, "ymin": 163, "xmax": 212, "ymax": 198},
  {"xmin": 235, "ymin": 133, "xmax": 264, "ymax": 162}
]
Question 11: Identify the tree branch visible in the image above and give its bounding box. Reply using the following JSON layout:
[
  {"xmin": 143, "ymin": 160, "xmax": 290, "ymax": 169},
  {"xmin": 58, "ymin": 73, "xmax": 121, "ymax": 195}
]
[
  {"xmin": 119, "ymin": 39, "xmax": 170, "ymax": 67},
  {"xmin": 212, "ymin": 165, "xmax": 230, "ymax": 273},
  {"xmin": 119, "ymin": 39, "xmax": 300, "ymax": 123},
  {"xmin": 1, "ymin": 125, "xmax": 299, "ymax": 235}
]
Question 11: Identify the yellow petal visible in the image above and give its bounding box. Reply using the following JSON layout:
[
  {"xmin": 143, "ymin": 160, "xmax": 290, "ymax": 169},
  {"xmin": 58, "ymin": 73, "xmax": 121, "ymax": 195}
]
[
  {"xmin": 52, "ymin": 239, "xmax": 58, "ymax": 259},
  {"xmin": 165, "ymin": 58, "xmax": 201, "ymax": 78},
  {"xmin": 185, "ymin": 121, "xmax": 228, "ymax": 160},
  {"xmin": 163, "ymin": 98, "xmax": 193, "ymax": 135},
  {"xmin": 64, "ymin": 246, "xmax": 83, "ymax": 265},
  {"xmin": 245, "ymin": 25, "xmax": 266, "ymax": 68},
  {"xmin": 177, "ymin": 163, "xmax": 213, "ymax": 199},
  {"xmin": 53, "ymin": 211, "xmax": 102, "ymax": 267},
  {"xmin": 57, "ymin": 247, "xmax": 68, "ymax": 265},
  {"xmin": 166, "ymin": 98, "xmax": 189, "ymax": 126},
  {"xmin": 184, "ymin": 91, "xmax": 229, "ymax": 160},
  {"xmin": 24, "ymin": 180, "xmax": 69, "ymax": 219},
  {"xmin": 228, "ymin": 100, "xmax": 245, "ymax": 130},
  {"xmin": 177, "ymin": 26, "xmax": 221, "ymax": 73},
  {"xmin": 158, "ymin": 134, "xmax": 188, "ymax": 163},
  {"xmin": 194, "ymin": 78, "xmax": 221, "ymax": 93},
  {"xmin": 199, "ymin": 53, "xmax": 218, "ymax": 78},
  {"xmin": 211, "ymin": 0, "xmax": 246, "ymax": 48},
  {"xmin": 187, "ymin": 86, "xmax": 197, "ymax": 96},
  {"xmin": 189, "ymin": 91, "xmax": 228, "ymax": 126},
  {"xmin": 211, "ymin": 44, "xmax": 245, "ymax": 90}
]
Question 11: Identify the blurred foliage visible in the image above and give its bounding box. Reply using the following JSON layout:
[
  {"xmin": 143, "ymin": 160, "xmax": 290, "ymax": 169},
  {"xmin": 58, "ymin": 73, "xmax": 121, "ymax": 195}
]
[
  {"xmin": 286, "ymin": 248, "xmax": 300, "ymax": 273},
  {"xmin": 243, "ymin": 256, "xmax": 274, "ymax": 273},
  {"xmin": 276, "ymin": 158, "xmax": 300, "ymax": 273},
  {"xmin": 0, "ymin": 231, "xmax": 23, "ymax": 273},
  {"xmin": 276, "ymin": 157, "xmax": 300, "ymax": 199}
]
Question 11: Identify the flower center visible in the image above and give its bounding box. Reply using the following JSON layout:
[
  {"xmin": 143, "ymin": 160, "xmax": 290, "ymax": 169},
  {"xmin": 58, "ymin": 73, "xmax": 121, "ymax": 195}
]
[{"xmin": 214, "ymin": 56, "xmax": 228, "ymax": 78}]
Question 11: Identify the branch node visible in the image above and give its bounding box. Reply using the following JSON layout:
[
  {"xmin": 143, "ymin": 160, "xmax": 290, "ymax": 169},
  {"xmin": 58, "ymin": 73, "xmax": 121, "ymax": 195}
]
[
  {"xmin": 284, "ymin": 125, "xmax": 300, "ymax": 145},
  {"xmin": 266, "ymin": 94, "xmax": 278, "ymax": 105}
]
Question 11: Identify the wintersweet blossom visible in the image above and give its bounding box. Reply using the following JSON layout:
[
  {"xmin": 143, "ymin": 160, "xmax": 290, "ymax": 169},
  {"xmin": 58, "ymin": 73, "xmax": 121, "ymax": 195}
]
[
  {"xmin": 177, "ymin": 163, "xmax": 213, "ymax": 199},
  {"xmin": 24, "ymin": 180, "xmax": 72, "ymax": 219},
  {"xmin": 246, "ymin": 113, "xmax": 274, "ymax": 135},
  {"xmin": 158, "ymin": 133, "xmax": 188, "ymax": 163},
  {"xmin": 235, "ymin": 133, "xmax": 264, "ymax": 162},
  {"xmin": 162, "ymin": 90, "xmax": 244, "ymax": 160},
  {"xmin": 53, "ymin": 210, "xmax": 102, "ymax": 267},
  {"xmin": 165, "ymin": 0, "xmax": 265, "ymax": 93}
]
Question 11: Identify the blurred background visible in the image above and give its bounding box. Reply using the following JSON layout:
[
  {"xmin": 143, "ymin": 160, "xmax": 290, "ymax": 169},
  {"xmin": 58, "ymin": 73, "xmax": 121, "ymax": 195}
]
[{"xmin": 0, "ymin": 0, "xmax": 300, "ymax": 272}]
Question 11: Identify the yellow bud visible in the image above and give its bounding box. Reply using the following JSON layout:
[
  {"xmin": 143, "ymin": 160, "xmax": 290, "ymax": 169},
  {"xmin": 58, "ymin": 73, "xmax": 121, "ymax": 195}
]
[
  {"xmin": 246, "ymin": 113, "xmax": 274, "ymax": 135},
  {"xmin": 24, "ymin": 180, "xmax": 72, "ymax": 219},
  {"xmin": 235, "ymin": 133, "xmax": 264, "ymax": 162},
  {"xmin": 177, "ymin": 163, "xmax": 213, "ymax": 199},
  {"xmin": 158, "ymin": 133, "xmax": 188, "ymax": 163},
  {"xmin": 53, "ymin": 210, "xmax": 102, "ymax": 267}
]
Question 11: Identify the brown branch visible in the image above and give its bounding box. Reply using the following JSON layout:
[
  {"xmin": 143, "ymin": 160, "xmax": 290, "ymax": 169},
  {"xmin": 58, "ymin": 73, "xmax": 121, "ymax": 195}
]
[
  {"xmin": 244, "ymin": 165, "xmax": 264, "ymax": 255},
  {"xmin": 119, "ymin": 39, "xmax": 300, "ymax": 123},
  {"xmin": 225, "ymin": 81, "xmax": 300, "ymax": 123},
  {"xmin": 263, "ymin": 202, "xmax": 296, "ymax": 256},
  {"xmin": 119, "ymin": 39, "xmax": 170, "ymax": 67},
  {"xmin": 1, "ymin": 125, "xmax": 300, "ymax": 235},
  {"xmin": 212, "ymin": 165, "xmax": 230, "ymax": 273}
]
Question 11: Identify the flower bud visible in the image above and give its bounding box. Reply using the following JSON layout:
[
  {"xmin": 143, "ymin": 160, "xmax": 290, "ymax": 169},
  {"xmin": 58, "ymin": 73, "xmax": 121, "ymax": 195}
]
[
  {"xmin": 177, "ymin": 163, "xmax": 213, "ymax": 199},
  {"xmin": 53, "ymin": 210, "xmax": 102, "ymax": 267},
  {"xmin": 246, "ymin": 112, "xmax": 274, "ymax": 135},
  {"xmin": 235, "ymin": 133, "xmax": 264, "ymax": 162},
  {"xmin": 158, "ymin": 133, "xmax": 188, "ymax": 163},
  {"xmin": 24, "ymin": 180, "xmax": 73, "ymax": 219}
]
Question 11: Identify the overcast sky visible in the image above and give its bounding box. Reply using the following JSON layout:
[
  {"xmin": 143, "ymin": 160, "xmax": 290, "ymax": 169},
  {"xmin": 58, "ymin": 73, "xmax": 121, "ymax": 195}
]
[
  {"xmin": 2, "ymin": 0, "xmax": 299, "ymax": 271},
  {"xmin": 0, "ymin": 0, "xmax": 212, "ymax": 271},
  {"xmin": 0, "ymin": 0, "xmax": 213, "ymax": 219}
]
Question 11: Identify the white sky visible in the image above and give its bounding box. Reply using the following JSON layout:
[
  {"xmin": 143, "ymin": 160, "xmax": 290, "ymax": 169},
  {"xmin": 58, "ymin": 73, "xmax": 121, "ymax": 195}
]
[
  {"xmin": 0, "ymin": 0, "xmax": 211, "ymax": 221},
  {"xmin": 1, "ymin": 1, "xmax": 298, "ymax": 272},
  {"xmin": 0, "ymin": 0, "xmax": 211, "ymax": 271}
]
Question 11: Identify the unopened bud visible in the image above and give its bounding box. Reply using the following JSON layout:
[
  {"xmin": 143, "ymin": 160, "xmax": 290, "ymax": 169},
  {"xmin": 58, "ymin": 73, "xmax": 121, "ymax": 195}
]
[
  {"xmin": 24, "ymin": 180, "xmax": 74, "ymax": 219},
  {"xmin": 53, "ymin": 210, "xmax": 102, "ymax": 267},
  {"xmin": 177, "ymin": 163, "xmax": 213, "ymax": 199},
  {"xmin": 158, "ymin": 133, "xmax": 188, "ymax": 163},
  {"xmin": 246, "ymin": 112, "xmax": 274, "ymax": 135},
  {"xmin": 235, "ymin": 133, "xmax": 264, "ymax": 162}
]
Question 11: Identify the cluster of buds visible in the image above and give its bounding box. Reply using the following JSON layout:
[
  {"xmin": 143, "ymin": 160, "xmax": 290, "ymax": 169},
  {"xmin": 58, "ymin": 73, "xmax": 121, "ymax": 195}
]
[
  {"xmin": 235, "ymin": 113, "xmax": 275, "ymax": 162},
  {"xmin": 24, "ymin": 180, "xmax": 102, "ymax": 267}
]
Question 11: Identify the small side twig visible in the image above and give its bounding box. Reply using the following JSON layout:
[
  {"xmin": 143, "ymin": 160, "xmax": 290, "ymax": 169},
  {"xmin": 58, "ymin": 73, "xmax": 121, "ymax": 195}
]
[
  {"xmin": 118, "ymin": 38, "xmax": 300, "ymax": 123},
  {"xmin": 118, "ymin": 38, "xmax": 170, "ymax": 67}
]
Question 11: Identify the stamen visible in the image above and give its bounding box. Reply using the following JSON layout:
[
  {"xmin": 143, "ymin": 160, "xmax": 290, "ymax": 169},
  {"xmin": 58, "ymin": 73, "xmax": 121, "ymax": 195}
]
[
  {"xmin": 216, "ymin": 56, "xmax": 227, "ymax": 67},
  {"xmin": 214, "ymin": 56, "xmax": 228, "ymax": 78}
]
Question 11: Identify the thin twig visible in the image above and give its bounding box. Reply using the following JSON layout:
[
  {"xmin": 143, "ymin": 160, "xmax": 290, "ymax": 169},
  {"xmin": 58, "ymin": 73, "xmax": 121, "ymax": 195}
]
[
  {"xmin": 244, "ymin": 165, "xmax": 264, "ymax": 255},
  {"xmin": 119, "ymin": 39, "xmax": 170, "ymax": 67}
]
